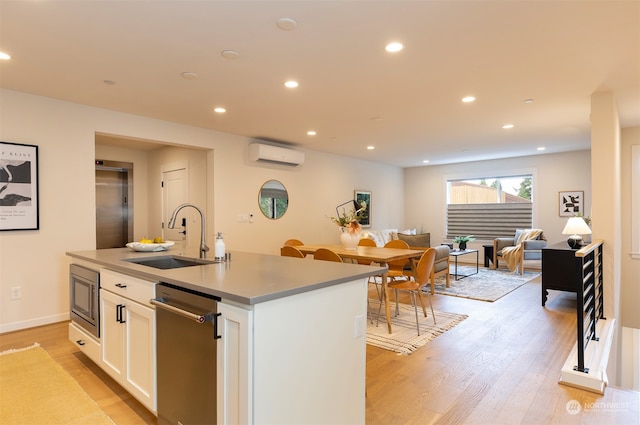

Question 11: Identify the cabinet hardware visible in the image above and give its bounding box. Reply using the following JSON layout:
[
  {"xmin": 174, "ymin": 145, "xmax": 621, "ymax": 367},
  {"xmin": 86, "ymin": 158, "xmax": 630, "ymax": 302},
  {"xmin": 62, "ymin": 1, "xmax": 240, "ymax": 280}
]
[
  {"xmin": 213, "ymin": 312, "xmax": 222, "ymax": 340},
  {"xmin": 116, "ymin": 304, "xmax": 126, "ymax": 323},
  {"xmin": 115, "ymin": 283, "xmax": 127, "ymax": 288},
  {"xmin": 76, "ymin": 339, "xmax": 85, "ymax": 346}
]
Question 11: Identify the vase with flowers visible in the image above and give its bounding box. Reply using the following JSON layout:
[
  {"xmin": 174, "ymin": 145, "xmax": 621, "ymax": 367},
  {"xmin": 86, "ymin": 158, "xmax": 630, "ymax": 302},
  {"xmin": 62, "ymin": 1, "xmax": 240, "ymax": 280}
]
[{"xmin": 330, "ymin": 201, "xmax": 367, "ymax": 250}]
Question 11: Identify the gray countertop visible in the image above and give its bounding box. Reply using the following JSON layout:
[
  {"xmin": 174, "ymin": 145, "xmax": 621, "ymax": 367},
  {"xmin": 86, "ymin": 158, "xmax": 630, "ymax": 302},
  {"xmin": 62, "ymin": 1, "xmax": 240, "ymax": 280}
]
[{"xmin": 67, "ymin": 248, "xmax": 386, "ymax": 305}]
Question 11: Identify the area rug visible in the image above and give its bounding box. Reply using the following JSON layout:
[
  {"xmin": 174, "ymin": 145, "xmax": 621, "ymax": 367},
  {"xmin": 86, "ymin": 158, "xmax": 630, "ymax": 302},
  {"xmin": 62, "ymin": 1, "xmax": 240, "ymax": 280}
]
[
  {"xmin": 367, "ymin": 300, "xmax": 468, "ymax": 355},
  {"xmin": 0, "ymin": 343, "xmax": 113, "ymax": 425},
  {"xmin": 430, "ymin": 266, "xmax": 540, "ymax": 302}
]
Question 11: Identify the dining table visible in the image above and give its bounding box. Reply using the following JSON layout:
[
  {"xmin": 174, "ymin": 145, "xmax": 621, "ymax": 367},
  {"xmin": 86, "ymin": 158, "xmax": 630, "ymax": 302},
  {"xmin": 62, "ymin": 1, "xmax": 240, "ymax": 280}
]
[{"xmin": 296, "ymin": 244, "xmax": 425, "ymax": 334}]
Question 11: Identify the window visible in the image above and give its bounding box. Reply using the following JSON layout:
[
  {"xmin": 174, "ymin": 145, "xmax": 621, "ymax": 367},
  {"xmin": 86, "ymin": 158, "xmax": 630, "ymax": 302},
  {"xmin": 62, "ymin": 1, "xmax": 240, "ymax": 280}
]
[{"xmin": 446, "ymin": 175, "xmax": 533, "ymax": 239}]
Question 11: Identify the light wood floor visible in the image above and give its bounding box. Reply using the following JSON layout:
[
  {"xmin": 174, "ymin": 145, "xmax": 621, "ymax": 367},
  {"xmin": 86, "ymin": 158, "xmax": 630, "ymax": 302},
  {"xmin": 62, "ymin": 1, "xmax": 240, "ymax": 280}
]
[{"xmin": 1, "ymin": 274, "xmax": 638, "ymax": 425}]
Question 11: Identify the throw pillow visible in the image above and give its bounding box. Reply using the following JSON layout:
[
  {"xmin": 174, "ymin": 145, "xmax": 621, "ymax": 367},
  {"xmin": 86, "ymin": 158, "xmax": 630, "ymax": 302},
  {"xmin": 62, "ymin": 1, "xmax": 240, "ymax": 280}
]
[{"xmin": 397, "ymin": 232, "xmax": 431, "ymax": 248}]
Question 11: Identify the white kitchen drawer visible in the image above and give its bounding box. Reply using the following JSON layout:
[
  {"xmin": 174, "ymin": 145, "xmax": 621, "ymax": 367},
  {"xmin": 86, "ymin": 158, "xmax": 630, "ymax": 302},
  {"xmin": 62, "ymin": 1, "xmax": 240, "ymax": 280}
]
[
  {"xmin": 100, "ymin": 269, "xmax": 156, "ymax": 306},
  {"xmin": 69, "ymin": 322, "xmax": 100, "ymax": 364}
]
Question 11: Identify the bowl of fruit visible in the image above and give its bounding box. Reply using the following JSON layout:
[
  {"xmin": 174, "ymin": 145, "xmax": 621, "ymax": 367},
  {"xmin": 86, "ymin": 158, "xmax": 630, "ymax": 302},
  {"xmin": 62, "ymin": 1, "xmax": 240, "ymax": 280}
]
[{"xmin": 126, "ymin": 237, "xmax": 175, "ymax": 252}]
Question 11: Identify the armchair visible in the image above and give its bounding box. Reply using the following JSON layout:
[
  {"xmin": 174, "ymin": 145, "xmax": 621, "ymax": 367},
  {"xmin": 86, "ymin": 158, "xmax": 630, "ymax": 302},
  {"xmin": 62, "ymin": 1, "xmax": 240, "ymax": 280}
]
[{"xmin": 492, "ymin": 229, "xmax": 547, "ymax": 275}]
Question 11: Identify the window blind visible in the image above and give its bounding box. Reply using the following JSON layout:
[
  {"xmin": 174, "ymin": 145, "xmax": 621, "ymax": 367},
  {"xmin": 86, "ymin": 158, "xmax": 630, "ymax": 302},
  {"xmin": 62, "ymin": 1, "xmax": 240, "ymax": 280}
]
[{"xmin": 447, "ymin": 203, "xmax": 533, "ymax": 240}]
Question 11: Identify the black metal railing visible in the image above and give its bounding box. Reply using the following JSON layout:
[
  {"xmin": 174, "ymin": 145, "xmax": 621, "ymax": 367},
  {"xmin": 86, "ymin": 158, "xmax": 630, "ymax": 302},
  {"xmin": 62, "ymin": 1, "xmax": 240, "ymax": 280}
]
[{"xmin": 573, "ymin": 240, "xmax": 604, "ymax": 373}]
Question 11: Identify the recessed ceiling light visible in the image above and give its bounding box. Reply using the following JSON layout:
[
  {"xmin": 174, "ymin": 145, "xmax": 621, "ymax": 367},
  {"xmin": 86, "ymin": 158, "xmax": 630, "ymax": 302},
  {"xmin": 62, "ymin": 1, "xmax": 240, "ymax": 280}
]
[
  {"xmin": 221, "ymin": 50, "xmax": 240, "ymax": 59},
  {"xmin": 502, "ymin": 124, "xmax": 515, "ymax": 129},
  {"xmin": 385, "ymin": 42, "xmax": 403, "ymax": 53},
  {"xmin": 422, "ymin": 160, "xmax": 430, "ymax": 164},
  {"xmin": 284, "ymin": 80, "xmax": 299, "ymax": 88},
  {"xmin": 277, "ymin": 17, "xmax": 298, "ymax": 31},
  {"xmin": 524, "ymin": 98, "xmax": 535, "ymax": 104},
  {"xmin": 461, "ymin": 96, "xmax": 476, "ymax": 103},
  {"xmin": 367, "ymin": 146, "xmax": 375, "ymax": 150},
  {"xmin": 307, "ymin": 130, "xmax": 316, "ymax": 136},
  {"xmin": 537, "ymin": 146, "xmax": 546, "ymax": 151},
  {"xmin": 181, "ymin": 72, "xmax": 198, "ymax": 79},
  {"xmin": 371, "ymin": 117, "xmax": 383, "ymax": 122},
  {"xmin": 0, "ymin": 51, "xmax": 11, "ymax": 60},
  {"xmin": 103, "ymin": 80, "xmax": 115, "ymax": 85},
  {"xmin": 213, "ymin": 107, "xmax": 226, "ymax": 113}
]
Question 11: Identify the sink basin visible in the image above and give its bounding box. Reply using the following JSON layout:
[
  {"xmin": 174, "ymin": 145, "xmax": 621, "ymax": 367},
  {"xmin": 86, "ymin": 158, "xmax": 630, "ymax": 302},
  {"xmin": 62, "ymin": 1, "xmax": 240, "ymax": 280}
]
[{"xmin": 124, "ymin": 255, "xmax": 219, "ymax": 270}]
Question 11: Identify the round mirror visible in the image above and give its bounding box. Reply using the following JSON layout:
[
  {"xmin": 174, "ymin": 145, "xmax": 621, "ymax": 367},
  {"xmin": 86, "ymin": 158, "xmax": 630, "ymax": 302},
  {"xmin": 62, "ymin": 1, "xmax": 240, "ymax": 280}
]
[{"xmin": 258, "ymin": 180, "xmax": 288, "ymax": 219}]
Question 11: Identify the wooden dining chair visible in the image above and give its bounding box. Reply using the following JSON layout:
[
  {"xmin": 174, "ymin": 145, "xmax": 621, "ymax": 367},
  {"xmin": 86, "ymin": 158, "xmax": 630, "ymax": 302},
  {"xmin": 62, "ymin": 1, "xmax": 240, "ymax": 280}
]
[
  {"xmin": 385, "ymin": 248, "xmax": 437, "ymax": 335},
  {"xmin": 283, "ymin": 239, "xmax": 303, "ymax": 247},
  {"xmin": 313, "ymin": 248, "xmax": 343, "ymax": 262},
  {"xmin": 358, "ymin": 237, "xmax": 379, "ymax": 324},
  {"xmin": 280, "ymin": 245, "xmax": 305, "ymax": 258},
  {"xmin": 383, "ymin": 239, "xmax": 410, "ymax": 279}
]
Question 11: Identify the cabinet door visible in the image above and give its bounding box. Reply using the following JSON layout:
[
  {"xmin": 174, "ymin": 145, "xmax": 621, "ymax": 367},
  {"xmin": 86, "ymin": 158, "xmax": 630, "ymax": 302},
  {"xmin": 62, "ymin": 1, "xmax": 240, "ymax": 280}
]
[
  {"xmin": 100, "ymin": 289, "xmax": 125, "ymax": 381},
  {"xmin": 217, "ymin": 301, "xmax": 252, "ymax": 425},
  {"xmin": 124, "ymin": 300, "xmax": 156, "ymax": 413}
]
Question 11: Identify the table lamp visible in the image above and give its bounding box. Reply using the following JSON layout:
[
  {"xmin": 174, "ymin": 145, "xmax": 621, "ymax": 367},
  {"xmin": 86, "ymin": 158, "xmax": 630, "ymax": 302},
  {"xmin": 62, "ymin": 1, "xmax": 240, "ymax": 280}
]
[{"xmin": 562, "ymin": 216, "xmax": 592, "ymax": 249}]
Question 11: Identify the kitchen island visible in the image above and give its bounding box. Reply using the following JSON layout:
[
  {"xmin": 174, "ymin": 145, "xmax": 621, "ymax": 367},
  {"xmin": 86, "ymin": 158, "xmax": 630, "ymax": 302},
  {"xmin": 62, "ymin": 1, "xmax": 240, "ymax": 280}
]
[{"xmin": 67, "ymin": 247, "xmax": 384, "ymax": 424}]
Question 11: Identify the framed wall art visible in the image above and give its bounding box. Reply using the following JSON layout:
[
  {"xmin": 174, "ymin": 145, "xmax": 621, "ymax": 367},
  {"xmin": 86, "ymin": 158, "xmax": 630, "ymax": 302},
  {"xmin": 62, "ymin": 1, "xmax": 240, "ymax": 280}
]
[
  {"xmin": 559, "ymin": 190, "xmax": 583, "ymax": 217},
  {"xmin": 354, "ymin": 190, "xmax": 371, "ymax": 227},
  {"xmin": 0, "ymin": 141, "xmax": 40, "ymax": 231}
]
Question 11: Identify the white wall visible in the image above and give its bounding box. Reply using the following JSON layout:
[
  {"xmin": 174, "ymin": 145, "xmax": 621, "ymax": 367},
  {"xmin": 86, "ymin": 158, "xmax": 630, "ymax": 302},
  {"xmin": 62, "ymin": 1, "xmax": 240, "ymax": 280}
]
[
  {"xmin": 403, "ymin": 150, "xmax": 592, "ymax": 248},
  {"xmin": 0, "ymin": 89, "xmax": 403, "ymax": 332}
]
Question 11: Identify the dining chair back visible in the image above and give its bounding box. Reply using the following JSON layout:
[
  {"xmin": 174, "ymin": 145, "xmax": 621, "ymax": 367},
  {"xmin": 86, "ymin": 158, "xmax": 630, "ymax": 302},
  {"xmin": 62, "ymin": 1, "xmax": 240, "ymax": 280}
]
[
  {"xmin": 358, "ymin": 238, "xmax": 377, "ymax": 247},
  {"xmin": 383, "ymin": 239, "xmax": 410, "ymax": 276},
  {"xmin": 383, "ymin": 248, "xmax": 437, "ymax": 335},
  {"xmin": 280, "ymin": 245, "xmax": 305, "ymax": 258},
  {"xmin": 283, "ymin": 239, "xmax": 304, "ymax": 247},
  {"xmin": 313, "ymin": 248, "xmax": 343, "ymax": 262}
]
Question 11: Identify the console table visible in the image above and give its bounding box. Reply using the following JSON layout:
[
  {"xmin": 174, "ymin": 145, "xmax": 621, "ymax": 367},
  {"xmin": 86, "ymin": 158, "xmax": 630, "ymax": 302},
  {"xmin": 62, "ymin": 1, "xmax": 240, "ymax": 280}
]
[{"xmin": 541, "ymin": 242, "xmax": 580, "ymax": 306}]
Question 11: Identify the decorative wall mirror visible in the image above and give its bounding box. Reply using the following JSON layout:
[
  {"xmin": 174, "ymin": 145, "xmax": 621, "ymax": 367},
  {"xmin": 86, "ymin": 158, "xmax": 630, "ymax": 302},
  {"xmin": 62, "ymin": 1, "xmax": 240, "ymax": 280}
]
[{"xmin": 259, "ymin": 180, "xmax": 288, "ymax": 219}]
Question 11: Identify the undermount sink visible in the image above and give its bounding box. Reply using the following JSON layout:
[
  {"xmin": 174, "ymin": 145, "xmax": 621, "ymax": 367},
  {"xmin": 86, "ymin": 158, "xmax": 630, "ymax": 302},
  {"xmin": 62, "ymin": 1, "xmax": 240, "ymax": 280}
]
[{"xmin": 123, "ymin": 255, "xmax": 220, "ymax": 270}]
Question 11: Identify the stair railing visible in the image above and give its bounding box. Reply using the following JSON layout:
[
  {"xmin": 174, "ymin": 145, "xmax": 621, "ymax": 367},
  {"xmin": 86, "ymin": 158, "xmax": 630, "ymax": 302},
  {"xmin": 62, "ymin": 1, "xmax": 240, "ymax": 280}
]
[{"xmin": 573, "ymin": 240, "xmax": 604, "ymax": 373}]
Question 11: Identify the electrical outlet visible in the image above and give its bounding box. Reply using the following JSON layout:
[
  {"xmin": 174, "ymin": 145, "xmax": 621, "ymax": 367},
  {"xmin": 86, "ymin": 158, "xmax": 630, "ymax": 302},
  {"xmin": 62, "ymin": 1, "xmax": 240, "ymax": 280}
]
[{"xmin": 10, "ymin": 286, "xmax": 22, "ymax": 300}]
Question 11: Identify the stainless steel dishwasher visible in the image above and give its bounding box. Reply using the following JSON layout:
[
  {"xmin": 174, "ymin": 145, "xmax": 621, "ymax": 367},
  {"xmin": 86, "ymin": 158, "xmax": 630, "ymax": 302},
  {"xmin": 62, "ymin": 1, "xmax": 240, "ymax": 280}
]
[{"xmin": 151, "ymin": 283, "xmax": 221, "ymax": 425}]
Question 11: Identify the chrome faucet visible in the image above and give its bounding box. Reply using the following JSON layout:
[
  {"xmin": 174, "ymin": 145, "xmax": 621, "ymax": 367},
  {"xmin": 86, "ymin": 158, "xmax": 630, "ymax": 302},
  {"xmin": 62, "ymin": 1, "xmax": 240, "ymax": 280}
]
[{"xmin": 168, "ymin": 203, "xmax": 209, "ymax": 258}]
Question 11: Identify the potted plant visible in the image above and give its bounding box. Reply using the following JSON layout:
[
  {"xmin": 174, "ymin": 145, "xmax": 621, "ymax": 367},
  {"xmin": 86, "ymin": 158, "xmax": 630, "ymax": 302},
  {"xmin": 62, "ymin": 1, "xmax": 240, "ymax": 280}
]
[
  {"xmin": 329, "ymin": 201, "xmax": 367, "ymax": 250},
  {"xmin": 453, "ymin": 235, "xmax": 475, "ymax": 251}
]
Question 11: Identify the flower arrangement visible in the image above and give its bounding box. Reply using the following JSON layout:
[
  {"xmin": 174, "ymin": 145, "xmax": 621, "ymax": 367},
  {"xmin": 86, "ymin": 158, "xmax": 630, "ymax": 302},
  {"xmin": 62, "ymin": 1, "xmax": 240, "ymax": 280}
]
[{"xmin": 330, "ymin": 201, "xmax": 367, "ymax": 235}]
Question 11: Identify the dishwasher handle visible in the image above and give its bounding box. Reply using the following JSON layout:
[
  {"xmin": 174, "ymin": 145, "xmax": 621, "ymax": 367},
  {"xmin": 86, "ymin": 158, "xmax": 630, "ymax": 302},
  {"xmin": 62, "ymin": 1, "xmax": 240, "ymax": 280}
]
[{"xmin": 151, "ymin": 297, "xmax": 212, "ymax": 324}]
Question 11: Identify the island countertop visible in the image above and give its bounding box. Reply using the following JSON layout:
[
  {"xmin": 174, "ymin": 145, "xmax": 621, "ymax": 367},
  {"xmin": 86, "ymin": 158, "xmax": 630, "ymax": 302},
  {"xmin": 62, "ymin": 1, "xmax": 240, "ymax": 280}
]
[{"xmin": 67, "ymin": 248, "xmax": 386, "ymax": 305}]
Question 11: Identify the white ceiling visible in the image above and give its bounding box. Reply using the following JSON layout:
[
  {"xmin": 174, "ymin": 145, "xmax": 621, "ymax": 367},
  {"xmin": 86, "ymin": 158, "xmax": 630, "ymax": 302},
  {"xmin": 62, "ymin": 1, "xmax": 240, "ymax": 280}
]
[{"xmin": 1, "ymin": 1, "xmax": 638, "ymax": 168}]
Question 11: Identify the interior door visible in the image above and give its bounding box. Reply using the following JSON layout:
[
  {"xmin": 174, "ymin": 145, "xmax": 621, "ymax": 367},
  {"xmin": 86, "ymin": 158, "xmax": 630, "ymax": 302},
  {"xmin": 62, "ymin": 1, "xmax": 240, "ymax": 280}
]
[{"xmin": 162, "ymin": 165, "xmax": 188, "ymax": 242}]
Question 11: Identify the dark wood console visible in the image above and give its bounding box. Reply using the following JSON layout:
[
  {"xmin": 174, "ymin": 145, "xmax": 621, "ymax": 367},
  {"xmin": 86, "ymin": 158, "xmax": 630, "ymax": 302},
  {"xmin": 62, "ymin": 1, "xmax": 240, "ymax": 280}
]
[{"xmin": 541, "ymin": 242, "xmax": 580, "ymax": 306}]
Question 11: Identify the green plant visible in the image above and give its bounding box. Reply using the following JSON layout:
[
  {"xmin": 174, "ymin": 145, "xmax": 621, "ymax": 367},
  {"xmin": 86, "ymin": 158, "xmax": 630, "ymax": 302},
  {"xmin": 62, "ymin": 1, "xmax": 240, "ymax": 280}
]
[{"xmin": 453, "ymin": 235, "xmax": 475, "ymax": 243}]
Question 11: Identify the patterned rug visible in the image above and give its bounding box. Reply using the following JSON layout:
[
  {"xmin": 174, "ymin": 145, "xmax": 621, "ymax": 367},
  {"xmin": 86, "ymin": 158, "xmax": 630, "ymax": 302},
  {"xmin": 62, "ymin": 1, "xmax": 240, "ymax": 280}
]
[
  {"xmin": 430, "ymin": 266, "xmax": 539, "ymax": 302},
  {"xmin": 366, "ymin": 300, "xmax": 468, "ymax": 355}
]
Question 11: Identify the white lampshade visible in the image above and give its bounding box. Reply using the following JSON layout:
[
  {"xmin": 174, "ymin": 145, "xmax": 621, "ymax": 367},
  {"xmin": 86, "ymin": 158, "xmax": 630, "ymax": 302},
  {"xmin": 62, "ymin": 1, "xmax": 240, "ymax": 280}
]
[
  {"xmin": 562, "ymin": 217, "xmax": 592, "ymax": 235},
  {"xmin": 562, "ymin": 216, "xmax": 591, "ymax": 248}
]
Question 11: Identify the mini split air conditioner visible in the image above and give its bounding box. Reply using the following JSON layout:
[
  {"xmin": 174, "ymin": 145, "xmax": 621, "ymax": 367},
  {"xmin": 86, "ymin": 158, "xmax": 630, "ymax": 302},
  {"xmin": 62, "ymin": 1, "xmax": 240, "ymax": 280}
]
[{"xmin": 249, "ymin": 143, "xmax": 304, "ymax": 166}]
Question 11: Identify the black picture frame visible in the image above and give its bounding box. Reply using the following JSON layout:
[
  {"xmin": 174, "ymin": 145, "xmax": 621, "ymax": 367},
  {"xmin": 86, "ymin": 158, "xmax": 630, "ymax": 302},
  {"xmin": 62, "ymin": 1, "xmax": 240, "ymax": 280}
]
[
  {"xmin": 559, "ymin": 190, "xmax": 583, "ymax": 217},
  {"xmin": 354, "ymin": 190, "xmax": 371, "ymax": 228},
  {"xmin": 1, "ymin": 141, "xmax": 40, "ymax": 231}
]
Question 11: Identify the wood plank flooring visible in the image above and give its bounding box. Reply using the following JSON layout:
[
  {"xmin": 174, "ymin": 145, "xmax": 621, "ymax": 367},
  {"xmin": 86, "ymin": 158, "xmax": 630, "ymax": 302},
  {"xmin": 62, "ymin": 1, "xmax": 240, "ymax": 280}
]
[{"xmin": 1, "ymin": 274, "xmax": 638, "ymax": 424}]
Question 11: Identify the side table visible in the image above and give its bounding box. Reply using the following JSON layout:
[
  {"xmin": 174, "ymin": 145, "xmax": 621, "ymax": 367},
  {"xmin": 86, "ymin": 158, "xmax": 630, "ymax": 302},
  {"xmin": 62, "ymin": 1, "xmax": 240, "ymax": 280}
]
[
  {"xmin": 448, "ymin": 249, "xmax": 479, "ymax": 280},
  {"xmin": 482, "ymin": 244, "xmax": 494, "ymax": 267}
]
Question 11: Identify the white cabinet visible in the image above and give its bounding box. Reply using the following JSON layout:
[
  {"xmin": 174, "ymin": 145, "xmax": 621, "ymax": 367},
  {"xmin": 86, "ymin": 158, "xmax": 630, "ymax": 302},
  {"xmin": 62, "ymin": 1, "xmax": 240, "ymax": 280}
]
[
  {"xmin": 100, "ymin": 269, "xmax": 157, "ymax": 414},
  {"xmin": 217, "ymin": 278, "xmax": 367, "ymax": 424}
]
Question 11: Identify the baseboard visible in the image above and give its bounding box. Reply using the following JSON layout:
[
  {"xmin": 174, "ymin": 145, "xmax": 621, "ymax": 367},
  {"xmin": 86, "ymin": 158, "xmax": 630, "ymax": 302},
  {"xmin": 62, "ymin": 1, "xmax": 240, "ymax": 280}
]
[
  {"xmin": 559, "ymin": 317, "xmax": 616, "ymax": 394},
  {"xmin": 0, "ymin": 313, "xmax": 69, "ymax": 334}
]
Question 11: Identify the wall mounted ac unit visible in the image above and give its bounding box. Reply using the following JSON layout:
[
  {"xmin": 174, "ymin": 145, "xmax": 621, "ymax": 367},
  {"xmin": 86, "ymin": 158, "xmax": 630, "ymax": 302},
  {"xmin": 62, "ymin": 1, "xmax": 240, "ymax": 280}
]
[{"xmin": 249, "ymin": 143, "xmax": 305, "ymax": 166}]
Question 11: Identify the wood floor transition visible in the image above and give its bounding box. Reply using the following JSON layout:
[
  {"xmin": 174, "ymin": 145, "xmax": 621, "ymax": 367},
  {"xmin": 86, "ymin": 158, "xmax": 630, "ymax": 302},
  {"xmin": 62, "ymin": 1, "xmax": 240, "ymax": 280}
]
[{"xmin": 1, "ymin": 272, "xmax": 638, "ymax": 424}]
